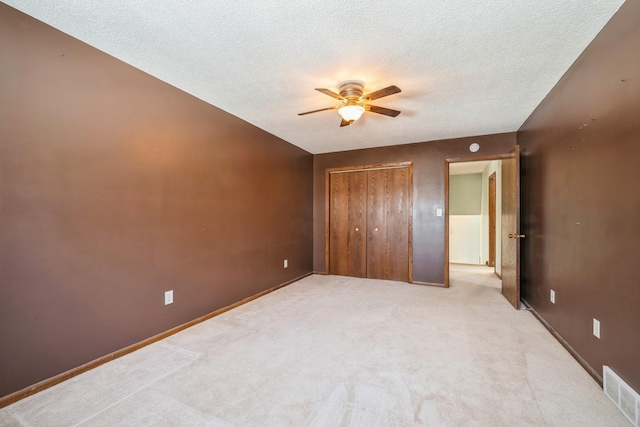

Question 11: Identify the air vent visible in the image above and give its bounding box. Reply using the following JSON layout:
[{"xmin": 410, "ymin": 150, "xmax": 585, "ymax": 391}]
[{"xmin": 604, "ymin": 366, "xmax": 639, "ymax": 426}]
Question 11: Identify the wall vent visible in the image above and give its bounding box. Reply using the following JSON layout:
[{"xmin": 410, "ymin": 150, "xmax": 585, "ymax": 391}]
[{"xmin": 604, "ymin": 366, "xmax": 639, "ymax": 426}]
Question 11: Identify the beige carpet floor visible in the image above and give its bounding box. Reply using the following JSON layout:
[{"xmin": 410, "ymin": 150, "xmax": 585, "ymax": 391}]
[{"xmin": 0, "ymin": 266, "xmax": 629, "ymax": 426}]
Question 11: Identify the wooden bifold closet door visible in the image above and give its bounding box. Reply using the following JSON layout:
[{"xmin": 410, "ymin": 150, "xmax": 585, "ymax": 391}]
[{"xmin": 329, "ymin": 166, "xmax": 410, "ymax": 282}]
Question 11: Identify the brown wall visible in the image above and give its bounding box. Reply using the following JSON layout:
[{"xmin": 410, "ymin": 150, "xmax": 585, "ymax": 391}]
[
  {"xmin": 313, "ymin": 133, "xmax": 516, "ymax": 284},
  {"xmin": 0, "ymin": 4, "xmax": 313, "ymax": 398},
  {"xmin": 518, "ymin": 0, "xmax": 640, "ymax": 391}
]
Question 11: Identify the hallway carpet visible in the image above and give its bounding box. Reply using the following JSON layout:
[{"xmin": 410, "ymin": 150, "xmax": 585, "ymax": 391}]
[{"xmin": 0, "ymin": 267, "xmax": 628, "ymax": 426}]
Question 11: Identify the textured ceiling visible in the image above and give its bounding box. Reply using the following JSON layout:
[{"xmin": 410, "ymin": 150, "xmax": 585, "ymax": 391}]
[{"xmin": 5, "ymin": 0, "xmax": 624, "ymax": 154}]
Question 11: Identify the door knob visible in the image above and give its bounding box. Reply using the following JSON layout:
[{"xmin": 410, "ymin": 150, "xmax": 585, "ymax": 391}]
[
  {"xmin": 355, "ymin": 227, "xmax": 359, "ymax": 231},
  {"xmin": 508, "ymin": 234, "xmax": 526, "ymax": 239},
  {"xmin": 375, "ymin": 227, "xmax": 379, "ymax": 231}
]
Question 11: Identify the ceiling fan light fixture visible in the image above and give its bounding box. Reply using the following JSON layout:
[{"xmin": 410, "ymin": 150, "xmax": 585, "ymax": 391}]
[{"xmin": 338, "ymin": 104, "xmax": 365, "ymax": 122}]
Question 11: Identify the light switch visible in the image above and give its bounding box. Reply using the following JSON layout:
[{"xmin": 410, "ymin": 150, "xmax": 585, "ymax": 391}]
[{"xmin": 436, "ymin": 208, "xmax": 443, "ymax": 216}]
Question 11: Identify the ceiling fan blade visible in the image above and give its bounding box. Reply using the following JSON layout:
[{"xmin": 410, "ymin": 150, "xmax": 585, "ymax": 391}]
[
  {"xmin": 364, "ymin": 85, "xmax": 401, "ymax": 101},
  {"xmin": 366, "ymin": 104, "xmax": 401, "ymax": 117},
  {"xmin": 315, "ymin": 88, "xmax": 344, "ymax": 100},
  {"xmin": 298, "ymin": 106, "xmax": 337, "ymax": 116},
  {"xmin": 340, "ymin": 118, "xmax": 351, "ymax": 127}
]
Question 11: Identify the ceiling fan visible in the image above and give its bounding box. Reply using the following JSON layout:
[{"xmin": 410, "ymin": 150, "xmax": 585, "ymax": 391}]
[{"xmin": 298, "ymin": 81, "xmax": 401, "ymax": 127}]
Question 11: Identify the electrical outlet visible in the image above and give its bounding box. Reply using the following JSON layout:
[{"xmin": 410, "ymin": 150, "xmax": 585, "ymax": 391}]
[
  {"xmin": 593, "ymin": 318, "xmax": 600, "ymax": 339},
  {"xmin": 165, "ymin": 290, "xmax": 173, "ymax": 305},
  {"xmin": 283, "ymin": 259, "xmax": 288, "ymax": 268},
  {"xmin": 550, "ymin": 289, "xmax": 556, "ymax": 304}
]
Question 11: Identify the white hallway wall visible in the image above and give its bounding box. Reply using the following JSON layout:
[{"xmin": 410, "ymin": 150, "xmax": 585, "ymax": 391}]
[
  {"xmin": 449, "ymin": 215, "xmax": 482, "ymax": 264},
  {"xmin": 449, "ymin": 173, "xmax": 482, "ymax": 264}
]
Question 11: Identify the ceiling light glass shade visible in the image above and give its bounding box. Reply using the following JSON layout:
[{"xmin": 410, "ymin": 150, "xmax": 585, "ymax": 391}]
[{"xmin": 338, "ymin": 104, "xmax": 365, "ymax": 122}]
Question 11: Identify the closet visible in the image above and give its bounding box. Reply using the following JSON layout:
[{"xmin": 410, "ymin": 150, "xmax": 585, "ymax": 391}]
[{"xmin": 328, "ymin": 164, "xmax": 411, "ymax": 282}]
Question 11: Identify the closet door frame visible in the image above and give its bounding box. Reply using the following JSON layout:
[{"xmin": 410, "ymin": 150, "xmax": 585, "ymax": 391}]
[{"xmin": 325, "ymin": 161, "xmax": 413, "ymax": 283}]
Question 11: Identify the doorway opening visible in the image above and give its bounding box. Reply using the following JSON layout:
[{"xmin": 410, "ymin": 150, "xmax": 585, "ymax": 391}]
[
  {"xmin": 447, "ymin": 159, "xmax": 501, "ymax": 290},
  {"xmin": 444, "ymin": 148, "xmax": 521, "ymax": 308}
]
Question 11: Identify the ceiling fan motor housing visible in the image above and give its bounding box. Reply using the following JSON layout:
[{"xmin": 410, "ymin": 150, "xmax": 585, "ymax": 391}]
[{"xmin": 339, "ymin": 81, "xmax": 364, "ymax": 102}]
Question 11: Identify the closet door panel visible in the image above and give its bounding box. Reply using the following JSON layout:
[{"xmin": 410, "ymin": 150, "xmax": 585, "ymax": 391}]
[
  {"xmin": 366, "ymin": 169, "xmax": 387, "ymax": 280},
  {"xmin": 386, "ymin": 167, "xmax": 410, "ymax": 282},
  {"xmin": 329, "ymin": 171, "xmax": 367, "ymax": 277},
  {"xmin": 367, "ymin": 168, "xmax": 409, "ymax": 281},
  {"xmin": 346, "ymin": 171, "xmax": 367, "ymax": 277}
]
